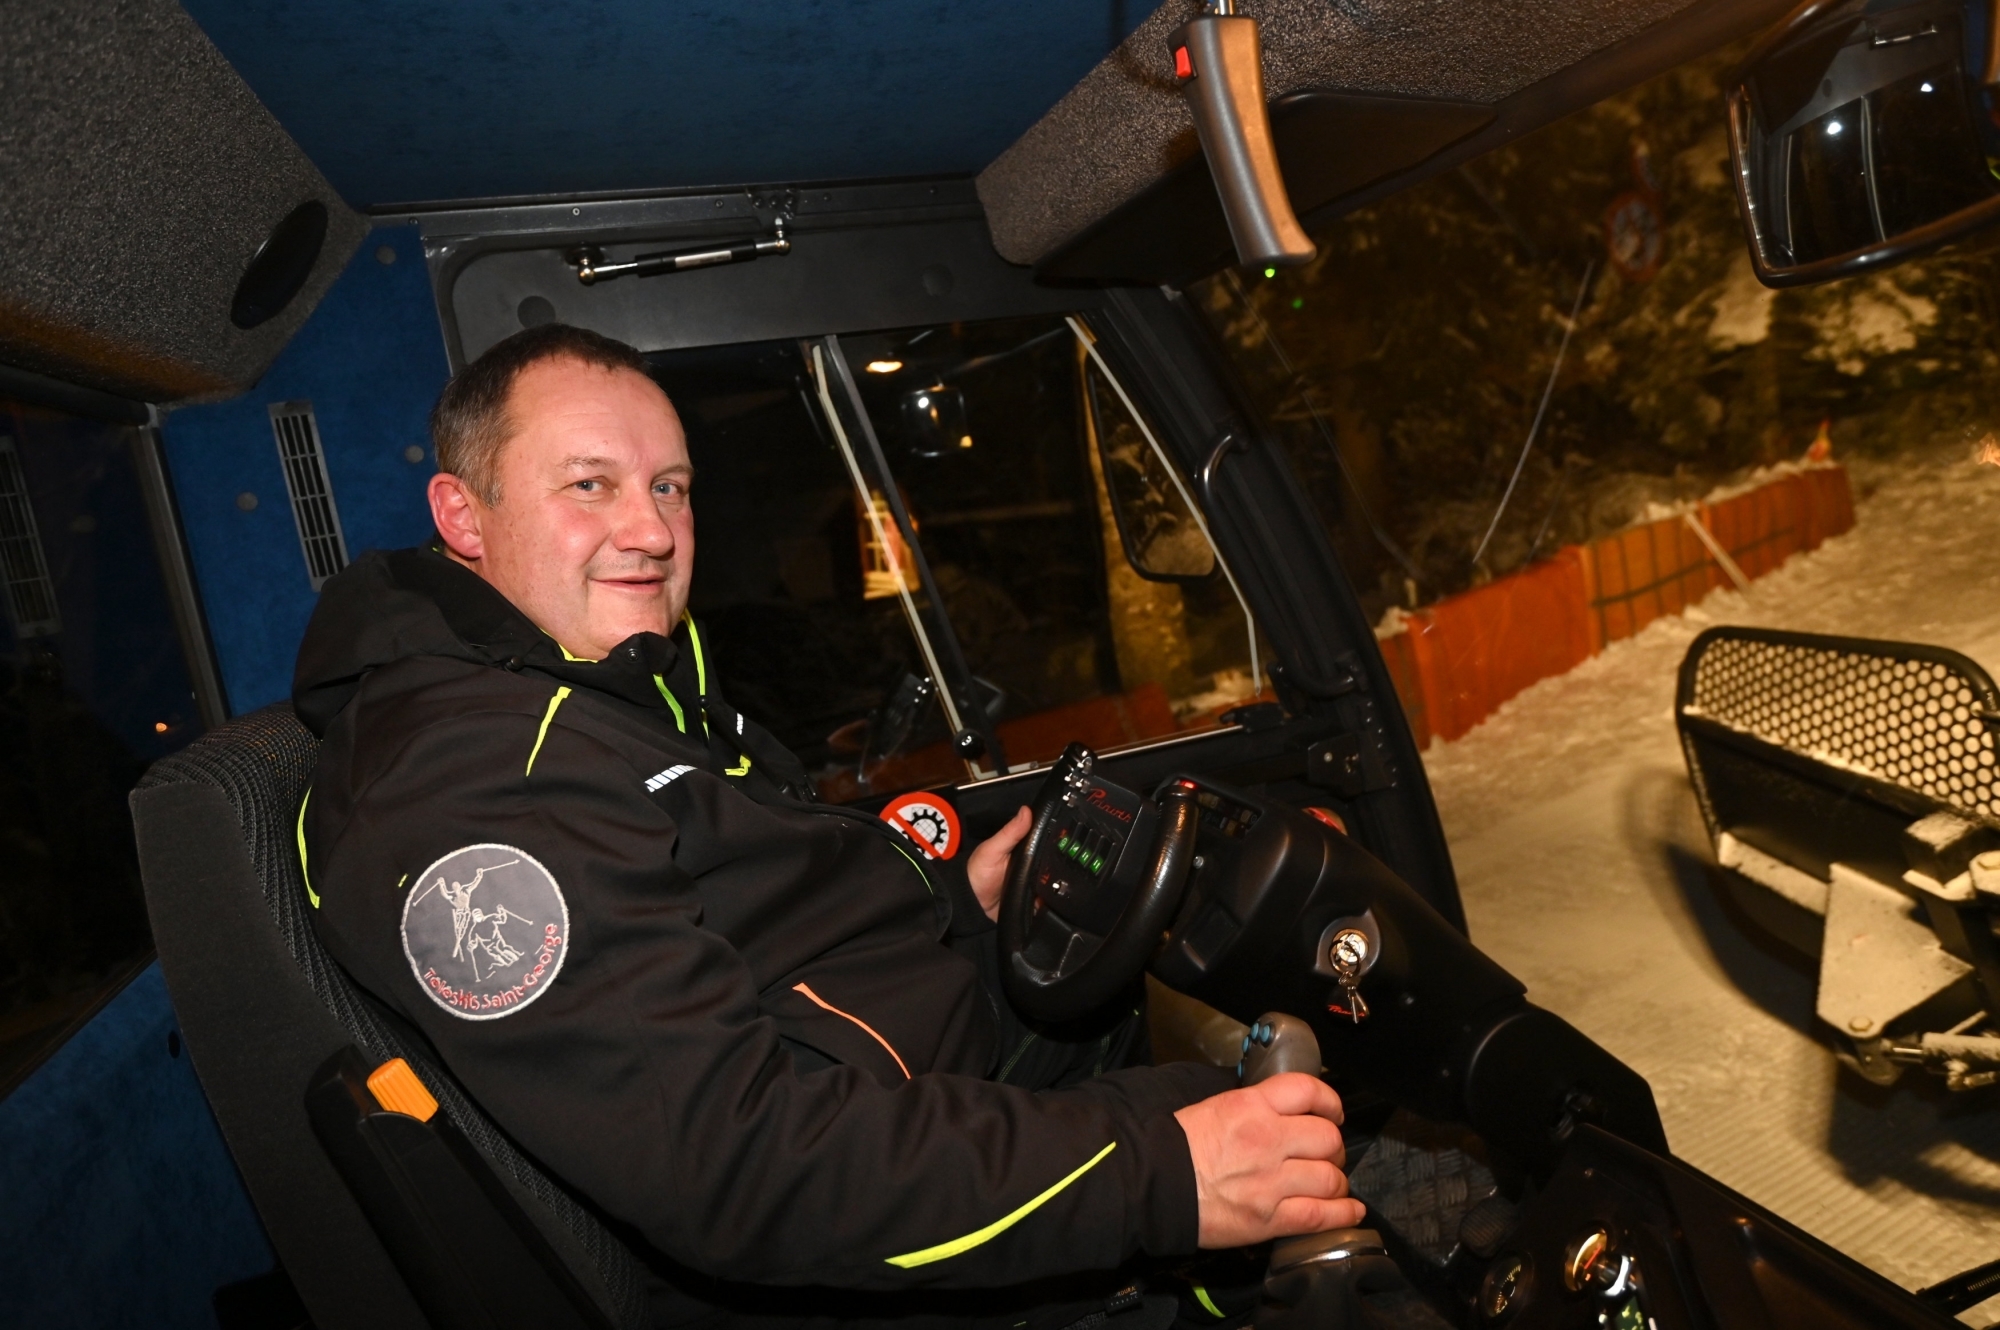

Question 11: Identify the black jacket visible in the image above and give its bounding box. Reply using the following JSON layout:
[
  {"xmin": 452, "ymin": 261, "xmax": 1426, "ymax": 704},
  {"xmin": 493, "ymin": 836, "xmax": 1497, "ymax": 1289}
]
[{"xmin": 294, "ymin": 547, "xmax": 1229, "ymax": 1302}]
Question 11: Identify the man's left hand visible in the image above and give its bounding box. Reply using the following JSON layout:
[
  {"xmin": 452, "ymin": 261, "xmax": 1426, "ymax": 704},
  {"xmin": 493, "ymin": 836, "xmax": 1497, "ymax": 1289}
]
[{"xmin": 967, "ymin": 806, "xmax": 1032, "ymax": 921}]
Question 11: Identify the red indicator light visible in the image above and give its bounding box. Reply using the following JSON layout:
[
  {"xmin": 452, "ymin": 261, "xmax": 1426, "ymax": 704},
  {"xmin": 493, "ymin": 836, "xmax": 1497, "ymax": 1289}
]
[
  {"xmin": 1173, "ymin": 46, "xmax": 1193, "ymax": 79},
  {"xmin": 1305, "ymin": 807, "xmax": 1349, "ymax": 835}
]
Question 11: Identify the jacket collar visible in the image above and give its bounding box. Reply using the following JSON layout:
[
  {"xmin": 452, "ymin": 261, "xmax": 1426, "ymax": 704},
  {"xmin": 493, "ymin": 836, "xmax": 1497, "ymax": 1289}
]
[
  {"xmin": 295, "ymin": 544, "xmax": 817, "ymax": 799},
  {"xmin": 411, "ymin": 551, "xmax": 706, "ymax": 718}
]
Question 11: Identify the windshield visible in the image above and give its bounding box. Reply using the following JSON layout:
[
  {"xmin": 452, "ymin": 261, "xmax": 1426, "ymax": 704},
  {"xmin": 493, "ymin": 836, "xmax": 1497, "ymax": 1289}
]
[{"xmin": 651, "ymin": 314, "xmax": 1264, "ymax": 804}]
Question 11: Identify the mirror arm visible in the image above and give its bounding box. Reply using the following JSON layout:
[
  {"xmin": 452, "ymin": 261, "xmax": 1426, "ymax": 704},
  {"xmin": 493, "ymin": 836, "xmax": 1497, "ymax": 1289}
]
[{"xmin": 1200, "ymin": 432, "xmax": 1246, "ymax": 508}]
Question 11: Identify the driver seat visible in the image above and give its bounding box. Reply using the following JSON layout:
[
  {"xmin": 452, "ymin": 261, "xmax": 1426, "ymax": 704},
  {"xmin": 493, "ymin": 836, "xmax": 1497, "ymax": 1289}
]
[{"xmin": 130, "ymin": 706, "xmax": 650, "ymax": 1330}]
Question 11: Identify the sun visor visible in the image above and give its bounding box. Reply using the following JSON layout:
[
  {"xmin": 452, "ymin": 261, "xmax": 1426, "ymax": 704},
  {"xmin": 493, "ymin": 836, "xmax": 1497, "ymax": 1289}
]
[
  {"xmin": 979, "ymin": 0, "xmax": 1798, "ymax": 285},
  {"xmin": 0, "ymin": 0, "xmax": 365, "ymax": 405}
]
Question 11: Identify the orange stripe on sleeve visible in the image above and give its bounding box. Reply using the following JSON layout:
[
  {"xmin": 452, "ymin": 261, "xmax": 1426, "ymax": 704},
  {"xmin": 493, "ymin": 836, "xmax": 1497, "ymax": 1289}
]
[{"xmin": 791, "ymin": 982, "xmax": 912, "ymax": 1080}]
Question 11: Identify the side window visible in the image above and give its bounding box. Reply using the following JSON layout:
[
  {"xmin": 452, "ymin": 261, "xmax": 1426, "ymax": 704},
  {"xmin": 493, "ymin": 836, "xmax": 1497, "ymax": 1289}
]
[{"xmin": 0, "ymin": 405, "xmax": 200, "ymax": 1096}]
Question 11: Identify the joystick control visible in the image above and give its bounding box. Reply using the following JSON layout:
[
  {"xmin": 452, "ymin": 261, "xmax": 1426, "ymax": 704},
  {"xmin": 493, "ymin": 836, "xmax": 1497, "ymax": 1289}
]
[
  {"xmin": 1237, "ymin": 1012, "xmax": 1322, "ymax": 1085},
  {"xmin": 1235, "ymin": 1014, "xmax": 1410, "ymax": 1330}
]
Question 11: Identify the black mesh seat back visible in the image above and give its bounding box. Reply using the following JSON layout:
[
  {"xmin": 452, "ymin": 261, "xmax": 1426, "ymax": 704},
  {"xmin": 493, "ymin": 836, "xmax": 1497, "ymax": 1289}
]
[{"xmin": 135, "ymin": 706, "xmax": 649, "ymax": 1330}]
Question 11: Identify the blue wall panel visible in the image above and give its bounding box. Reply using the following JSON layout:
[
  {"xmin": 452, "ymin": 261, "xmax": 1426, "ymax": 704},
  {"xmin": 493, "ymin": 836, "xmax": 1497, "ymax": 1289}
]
[
  {"xmin": 0, "ymin": 964, "xmax": 272, "ymax": 1328},
  {"xmin": 163, "ymin": 225, "xmax": 450, "ymax": 713}
]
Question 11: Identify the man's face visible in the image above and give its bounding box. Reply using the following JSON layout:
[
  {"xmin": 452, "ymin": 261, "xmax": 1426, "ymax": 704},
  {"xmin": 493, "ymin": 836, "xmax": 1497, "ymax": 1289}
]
[{"xmin": 429, "ymin": 356, "xmax": 694, "ymax": 661}]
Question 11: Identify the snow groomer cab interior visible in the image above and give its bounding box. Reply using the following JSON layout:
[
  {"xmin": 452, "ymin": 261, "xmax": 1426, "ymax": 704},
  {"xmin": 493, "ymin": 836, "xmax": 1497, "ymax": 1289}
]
[{"xmin": 3, "ymin": 0, "xmax": 1984, "ymax": 1327}]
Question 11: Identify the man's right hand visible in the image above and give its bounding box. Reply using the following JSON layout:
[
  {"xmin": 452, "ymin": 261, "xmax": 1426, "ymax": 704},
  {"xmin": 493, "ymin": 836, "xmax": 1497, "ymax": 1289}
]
[{"xmin": 1172, "ymin": 1072, "xmax": 1365, "ymax": 1248}]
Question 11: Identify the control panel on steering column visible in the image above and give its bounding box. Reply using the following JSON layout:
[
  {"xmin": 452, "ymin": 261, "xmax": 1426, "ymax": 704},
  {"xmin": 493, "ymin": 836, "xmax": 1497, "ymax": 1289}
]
[{"xmin": 1029, "ymin": 757, "xmax": 1158, "ymax": 937}]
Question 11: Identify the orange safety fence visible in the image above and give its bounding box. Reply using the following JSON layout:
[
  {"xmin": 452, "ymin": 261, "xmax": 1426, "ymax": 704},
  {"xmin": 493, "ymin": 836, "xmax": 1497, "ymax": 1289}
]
[
  {"xmin": 1581, "ymin": 511, "xmax": 1715, "ymax": 647},
  {"xmin": 1799, "ymin": 465, "xmax": 1856, "ymax": 549},
  {"xmin": 1400, "ymin": 547, "xmax": 1595, "ymax": 745},
  {"xmin": 1376, "ymin": 631, "xmax": 1428, "ymax": 751},
  {"xmin": 1380, "ymin": 464, "xmax": 1855, "ymax": 750}
]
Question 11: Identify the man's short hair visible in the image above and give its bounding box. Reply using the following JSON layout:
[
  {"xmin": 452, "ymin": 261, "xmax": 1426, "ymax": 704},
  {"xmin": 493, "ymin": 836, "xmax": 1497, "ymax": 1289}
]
[{"xmin": 430, "ymin": 323, "xmax": 652, "ymax": 504}]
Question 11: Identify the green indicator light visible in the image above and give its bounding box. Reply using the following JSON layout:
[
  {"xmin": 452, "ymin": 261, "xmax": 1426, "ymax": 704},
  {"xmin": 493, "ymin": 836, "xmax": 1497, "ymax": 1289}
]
[
  {"xmin": 1092, "ymin": 856, "xmax": 1106, "ymax": 874},
  {"xmin": 1290, "ymin": 297, "xmax": 1304, "ymax": 310},
  {"xmin": 1263, "ymin": 267, "xmax": 1276, "ymax": 278}
]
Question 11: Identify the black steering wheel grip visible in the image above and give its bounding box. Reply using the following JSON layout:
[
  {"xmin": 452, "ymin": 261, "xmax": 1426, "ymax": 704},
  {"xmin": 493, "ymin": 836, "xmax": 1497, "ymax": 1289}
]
[{"xmin": 998, "ymin": 746, "xmax": 1200, "ymax": 1023}]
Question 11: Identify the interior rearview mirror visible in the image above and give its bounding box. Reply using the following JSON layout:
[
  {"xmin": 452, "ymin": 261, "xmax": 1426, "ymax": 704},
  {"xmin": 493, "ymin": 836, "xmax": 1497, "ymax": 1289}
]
[
  {"xmin": 900, "ymin": 384, "xmax": 971, "ymax": 458},
  {"xmin": 1729, "ymin": 0, "xmax": 2000, "ymax": 287}
]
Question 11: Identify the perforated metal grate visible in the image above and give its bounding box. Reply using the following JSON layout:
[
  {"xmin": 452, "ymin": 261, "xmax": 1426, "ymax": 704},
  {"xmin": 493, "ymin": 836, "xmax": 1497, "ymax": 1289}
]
[{"xmin": 1680, "ymin": 627, "xmax": 2000, "ymax": 825}]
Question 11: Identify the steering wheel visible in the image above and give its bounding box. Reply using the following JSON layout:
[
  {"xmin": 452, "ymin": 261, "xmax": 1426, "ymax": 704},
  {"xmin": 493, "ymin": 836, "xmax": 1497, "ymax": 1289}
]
[{"xmin": 998, "ymin": 744, "xmax": 1201, "ymax": 1023}]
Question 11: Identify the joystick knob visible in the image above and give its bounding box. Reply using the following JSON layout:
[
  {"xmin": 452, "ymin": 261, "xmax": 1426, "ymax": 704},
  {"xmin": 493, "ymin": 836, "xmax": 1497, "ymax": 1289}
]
[{"xmin": 1238, "ymin": 1012, "xmax": 1321, "ymax": 1085}]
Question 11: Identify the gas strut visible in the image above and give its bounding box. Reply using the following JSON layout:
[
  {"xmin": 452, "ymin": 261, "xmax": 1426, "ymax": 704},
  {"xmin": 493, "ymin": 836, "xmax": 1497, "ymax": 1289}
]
[{"xmin": 565, "ymin": 222, "xmax": 790, "ymax": 285}]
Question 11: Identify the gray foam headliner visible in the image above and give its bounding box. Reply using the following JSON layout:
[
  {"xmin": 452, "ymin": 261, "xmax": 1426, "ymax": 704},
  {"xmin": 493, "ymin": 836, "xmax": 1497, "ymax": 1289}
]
[
  {"xmin": 0, "ymin": 0, "xmax": 364, "ymax": 402},
  {"xmin": 978, "ymin": 0, "xmax": 1716, "ymax": 266}
]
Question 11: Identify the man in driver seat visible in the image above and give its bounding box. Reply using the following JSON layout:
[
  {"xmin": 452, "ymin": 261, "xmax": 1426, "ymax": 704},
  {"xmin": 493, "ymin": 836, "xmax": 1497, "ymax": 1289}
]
[{"xmin": 294, "ymin": 324, "xmax": 1359, "ymax": 1326}]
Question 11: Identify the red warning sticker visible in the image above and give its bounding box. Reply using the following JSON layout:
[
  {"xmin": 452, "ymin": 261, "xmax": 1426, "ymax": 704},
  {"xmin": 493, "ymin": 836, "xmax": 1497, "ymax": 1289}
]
[{"xmin": 879, "ymin": 792, "xmax": 963, "ymax": 861}]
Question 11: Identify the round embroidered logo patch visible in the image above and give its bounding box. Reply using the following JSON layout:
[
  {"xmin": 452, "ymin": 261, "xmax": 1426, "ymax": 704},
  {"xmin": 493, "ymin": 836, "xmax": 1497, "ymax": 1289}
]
[
  {"xmin": 879, "ymin": 792, "xmax": 962, "ymax": 861},
  {"xmin": 401, "ymin": 843, "xmax": 568, "ymax": 1021}
]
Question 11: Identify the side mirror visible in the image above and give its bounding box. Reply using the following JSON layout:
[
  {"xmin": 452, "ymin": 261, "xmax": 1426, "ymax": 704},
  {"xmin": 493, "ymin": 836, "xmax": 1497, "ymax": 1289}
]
[
  {"xmin": 1084, "ymin": 361, "xmax": 1217, "ymax": 584},
  {"xmin": 1730, "ymin": 0, "xmax": 2000, "ymax": 287},
  {"xmin": 860, "ymin": 672, "xmax": 935, "ymax": 782},
  {"xmin": 899, "ymin": 383, "xmax": 971, "ymax": 458}
]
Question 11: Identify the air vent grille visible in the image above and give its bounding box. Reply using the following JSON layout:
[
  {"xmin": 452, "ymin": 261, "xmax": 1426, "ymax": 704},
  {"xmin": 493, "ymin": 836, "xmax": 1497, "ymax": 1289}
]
[
  {"xmin": 268, "ymin": 401, "xmax": 349, "ymax": 590},
  {"xmin": 0, "ymin": 434, "xmax": 60, "ymax": 638}
]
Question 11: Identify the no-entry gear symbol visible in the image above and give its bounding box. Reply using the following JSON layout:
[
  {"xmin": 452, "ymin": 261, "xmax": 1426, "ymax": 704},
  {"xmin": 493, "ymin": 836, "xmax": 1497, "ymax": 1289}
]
[{"xmin": 879, "ymin": 792, "xmax": 962, "ymax": 861}]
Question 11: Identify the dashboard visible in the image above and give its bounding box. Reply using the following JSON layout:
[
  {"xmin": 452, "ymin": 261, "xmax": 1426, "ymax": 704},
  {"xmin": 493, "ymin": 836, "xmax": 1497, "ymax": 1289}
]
[{"xmin": 1008, "ymin": 755, "xmax": 1955, "ymax": 1329}]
